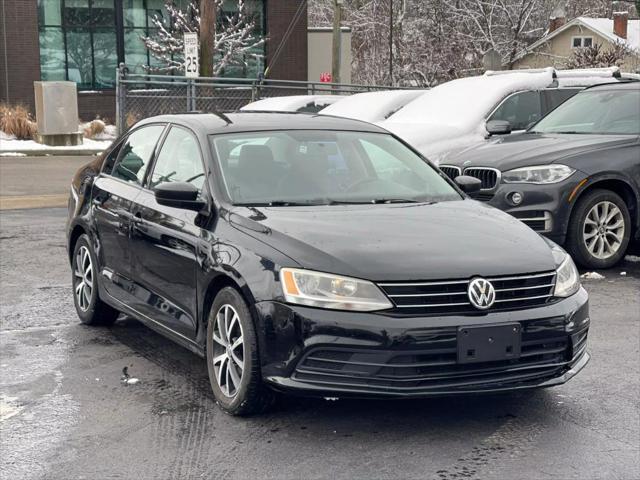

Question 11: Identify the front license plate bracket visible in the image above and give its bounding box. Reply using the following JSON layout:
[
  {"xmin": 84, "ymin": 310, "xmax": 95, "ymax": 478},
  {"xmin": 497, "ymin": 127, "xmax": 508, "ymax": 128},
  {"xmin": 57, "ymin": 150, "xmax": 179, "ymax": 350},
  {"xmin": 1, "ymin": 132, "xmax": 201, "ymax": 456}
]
[{"xmin": 457, "ymin": 323, "xmax": 522, "ymax": 364}]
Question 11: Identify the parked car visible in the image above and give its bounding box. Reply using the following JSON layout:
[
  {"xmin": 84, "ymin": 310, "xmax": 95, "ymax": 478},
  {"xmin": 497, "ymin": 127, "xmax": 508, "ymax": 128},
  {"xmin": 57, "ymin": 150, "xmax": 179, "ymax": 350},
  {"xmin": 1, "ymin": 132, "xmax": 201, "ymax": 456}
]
[
  {"xmin": 240, "ymin": 95, "xmax": 345, "ymax": 113},
  {"xmin": 440, "ymin": 82, "xmax": 640, "ymax": 269},
  {"xmin": 381, "ymin": 67, "xmax": 631, "ymax": 162},
  {"xmin": 319, "ymin": 89, "xmax": 427, "ymax": 123},
  {"xmin": 66, "ymin": 112, "xmax": 589, "ymax": 415}
]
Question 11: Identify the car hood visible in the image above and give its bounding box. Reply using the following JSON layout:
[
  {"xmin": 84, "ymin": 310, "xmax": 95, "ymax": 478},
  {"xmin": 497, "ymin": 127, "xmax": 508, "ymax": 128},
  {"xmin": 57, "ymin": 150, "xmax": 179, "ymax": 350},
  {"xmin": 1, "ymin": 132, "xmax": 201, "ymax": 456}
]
[
  {"xmin": 229, "ymin": 200, "xmax": 556, "ymax": 281},
  {"xmin": 444, "ymin": 133, "xmax": 637, "ymax": 170}
]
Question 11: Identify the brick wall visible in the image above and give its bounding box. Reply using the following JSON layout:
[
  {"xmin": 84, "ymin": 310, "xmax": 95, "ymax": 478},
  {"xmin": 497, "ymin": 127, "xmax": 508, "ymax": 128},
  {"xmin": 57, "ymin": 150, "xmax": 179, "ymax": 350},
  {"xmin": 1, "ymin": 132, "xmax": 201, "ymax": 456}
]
[
  {"xmin": 78, "ymin": 91, "xmax": 116, "ymax": 122},
  {"xmin": 0, "ymin": 0, "xmax": 41, "ymax": 112},
  {"xmin": 265, "ymin": 0, "xmax": 308, "ymax": 81}
]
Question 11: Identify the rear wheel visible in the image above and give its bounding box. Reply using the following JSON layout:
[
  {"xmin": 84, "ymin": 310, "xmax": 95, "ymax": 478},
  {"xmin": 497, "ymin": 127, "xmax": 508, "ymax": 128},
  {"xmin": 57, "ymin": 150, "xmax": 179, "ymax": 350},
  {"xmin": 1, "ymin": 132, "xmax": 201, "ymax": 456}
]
[
  {"xmin": 206, "ymin": 287, "xmax": 275, "ymax": 416},
  {"xmin": 71, "ymin": 234, "xmax": 119, "ymax": 325},
  {"xmin": 566, "ymin": 189, "xmax": 631, "ymax": 269}
]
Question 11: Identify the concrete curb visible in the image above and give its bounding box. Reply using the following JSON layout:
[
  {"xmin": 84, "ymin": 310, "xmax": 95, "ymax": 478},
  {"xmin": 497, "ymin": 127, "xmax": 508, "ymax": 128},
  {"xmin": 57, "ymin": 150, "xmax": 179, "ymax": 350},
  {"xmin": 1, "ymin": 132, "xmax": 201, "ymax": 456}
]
[
  {"xmin": 0, "ymin": 194, "xmax": 68, "ymax": 210},
  {"xmin": 0, "ymin": 149, "xmax": 104, "ymax": 157}
]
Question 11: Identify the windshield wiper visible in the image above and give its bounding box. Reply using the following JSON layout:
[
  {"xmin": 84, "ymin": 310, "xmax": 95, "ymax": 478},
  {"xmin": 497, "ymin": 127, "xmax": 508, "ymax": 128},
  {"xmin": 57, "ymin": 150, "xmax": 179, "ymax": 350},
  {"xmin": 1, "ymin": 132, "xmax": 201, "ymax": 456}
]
[
  {"xmin": 327, "ymin": 198, "xmax": 422, "ymax": 205},
  {"xmin": 235, "ymin": 200, "xmax": 324, "ymax": 207}
]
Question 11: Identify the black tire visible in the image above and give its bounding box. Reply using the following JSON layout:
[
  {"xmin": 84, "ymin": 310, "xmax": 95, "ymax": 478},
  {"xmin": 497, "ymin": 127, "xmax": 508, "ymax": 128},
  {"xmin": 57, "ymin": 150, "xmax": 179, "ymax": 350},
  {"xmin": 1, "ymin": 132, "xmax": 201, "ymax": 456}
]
[
  {"xmin": 71, "ymin": 234, "xmax": 119, "ymax": 326},
  {"xmin": 206, "ymin": 287, "xmax": 275, "ymax": 416},
  {"xmin": 566, "ymin": 189, "xmax": 631, "ymax": 269}
]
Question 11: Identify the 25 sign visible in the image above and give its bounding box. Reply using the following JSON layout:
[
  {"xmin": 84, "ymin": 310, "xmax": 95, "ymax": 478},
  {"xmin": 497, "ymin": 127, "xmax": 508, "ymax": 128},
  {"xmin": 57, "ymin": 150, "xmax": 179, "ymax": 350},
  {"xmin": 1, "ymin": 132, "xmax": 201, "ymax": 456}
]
[{"xmin": 184, "ymin": 32, "xmax": 199, "ymax": 78}]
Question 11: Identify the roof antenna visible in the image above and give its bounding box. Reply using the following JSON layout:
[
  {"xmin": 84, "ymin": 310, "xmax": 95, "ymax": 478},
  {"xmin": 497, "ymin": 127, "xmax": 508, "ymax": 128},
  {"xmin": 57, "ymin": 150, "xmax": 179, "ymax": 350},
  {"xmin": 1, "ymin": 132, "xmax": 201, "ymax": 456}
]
[{"xmin": 213, "ymin": 110, "xmax": 233, "ymax": 125}]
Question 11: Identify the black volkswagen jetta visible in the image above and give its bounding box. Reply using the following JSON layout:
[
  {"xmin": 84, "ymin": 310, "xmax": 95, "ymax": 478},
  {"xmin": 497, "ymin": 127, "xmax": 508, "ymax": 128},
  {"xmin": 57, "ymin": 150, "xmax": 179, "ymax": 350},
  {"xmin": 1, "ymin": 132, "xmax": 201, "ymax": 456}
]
[
  {"xmin": 66, "ymin": 112, "xmax": 589, "ymax": 415},
  {"xmin": 441, "ymin": 82, "xmax": 640, "ymax": 269}
]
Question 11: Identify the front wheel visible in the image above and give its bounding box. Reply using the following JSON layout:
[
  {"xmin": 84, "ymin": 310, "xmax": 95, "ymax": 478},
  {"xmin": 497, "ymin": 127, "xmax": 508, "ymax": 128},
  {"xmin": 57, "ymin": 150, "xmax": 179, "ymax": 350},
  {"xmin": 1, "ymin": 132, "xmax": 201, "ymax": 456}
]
[
  {"xmin": 566, "ymin": 189, "xmax": 631, "ymax": 269},
  {"xmin": 206, "ymin": 287, "xmax": 275, "ymax": 416}
]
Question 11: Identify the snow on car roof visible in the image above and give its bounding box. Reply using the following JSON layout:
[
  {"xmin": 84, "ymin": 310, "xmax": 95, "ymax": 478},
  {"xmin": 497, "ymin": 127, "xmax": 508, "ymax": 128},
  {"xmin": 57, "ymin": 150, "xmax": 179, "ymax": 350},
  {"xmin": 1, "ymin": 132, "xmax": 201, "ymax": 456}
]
[
  {"xmin": 383, "ymin": 68, "xmax": 555, "ymax": 130},
  {"xmin": 319, "ymin": 90, "xmax": 427, "ymax": 123},
  {"xmin": 240, "ymin": 95, "xmax": 346, "ymax": 112}
]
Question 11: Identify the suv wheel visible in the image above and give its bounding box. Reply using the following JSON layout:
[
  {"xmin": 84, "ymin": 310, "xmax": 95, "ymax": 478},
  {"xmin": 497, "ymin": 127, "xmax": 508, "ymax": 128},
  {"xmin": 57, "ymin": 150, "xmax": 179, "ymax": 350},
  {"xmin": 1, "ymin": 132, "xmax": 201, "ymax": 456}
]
[
  {"xmin": 72, "ymin": 234, "xmax": 119, "ymax": 325},
  {"xmin": 566, "ymin": 189, "xmax": 631, "ymax": 269},
  {"xmin": 206, "ymin": 287, "xmax": 275, "ymax": 416}
]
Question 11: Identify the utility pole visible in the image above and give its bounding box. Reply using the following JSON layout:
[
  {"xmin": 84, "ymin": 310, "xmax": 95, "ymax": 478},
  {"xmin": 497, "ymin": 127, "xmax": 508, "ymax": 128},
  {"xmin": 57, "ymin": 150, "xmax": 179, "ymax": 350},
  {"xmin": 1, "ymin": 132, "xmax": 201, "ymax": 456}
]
[
  {"xmin": 389, "ymin": 0, "xmax": 393, "ymax": 85},
  {"xmin": 332, "ymin": 0, "xmax": 343, "ymax": 85},
  {"xmin": 200, "ymin": 0, "xmax": 216, "ymax": 77}
]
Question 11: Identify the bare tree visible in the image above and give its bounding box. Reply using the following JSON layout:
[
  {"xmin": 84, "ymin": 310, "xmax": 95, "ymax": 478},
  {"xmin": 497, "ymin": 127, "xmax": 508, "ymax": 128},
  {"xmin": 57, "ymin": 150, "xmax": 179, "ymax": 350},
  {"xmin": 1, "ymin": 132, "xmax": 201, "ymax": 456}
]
[{"xmin": 142, "ymin": 0, "xmax": 264, "ymax": 76}]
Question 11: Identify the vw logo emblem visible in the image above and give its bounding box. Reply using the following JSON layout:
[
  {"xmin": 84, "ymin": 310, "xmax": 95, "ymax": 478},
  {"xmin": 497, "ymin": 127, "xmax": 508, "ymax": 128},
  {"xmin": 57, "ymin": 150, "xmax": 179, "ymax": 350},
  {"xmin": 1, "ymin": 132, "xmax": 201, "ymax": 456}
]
[{"xmin": 468, "ymin": 277, "xmax": 496, "ymax": 310}]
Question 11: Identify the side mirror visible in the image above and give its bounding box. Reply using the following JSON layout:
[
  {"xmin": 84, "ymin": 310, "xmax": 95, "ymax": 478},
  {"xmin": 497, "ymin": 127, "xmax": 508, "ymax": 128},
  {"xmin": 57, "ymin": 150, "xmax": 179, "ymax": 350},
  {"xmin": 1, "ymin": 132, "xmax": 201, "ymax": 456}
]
[
  {"xmin": 486, "ymin": 120, "xmax": 512, "ymax": 136},
  {"xmin": 154, "ymin": 182, "xmax": 207, "ymax": 212},
  {"xmin": 455, "ymin": 175, "xmax": 482, "ymax": 195}
]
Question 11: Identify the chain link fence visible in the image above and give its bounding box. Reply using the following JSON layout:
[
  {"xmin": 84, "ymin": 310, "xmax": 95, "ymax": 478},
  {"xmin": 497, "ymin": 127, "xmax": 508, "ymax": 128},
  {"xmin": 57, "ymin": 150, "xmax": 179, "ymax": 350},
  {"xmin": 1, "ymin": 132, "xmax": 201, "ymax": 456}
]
[{"xmin": 116, "ymin": 64, "xmax": 406, "ymax": 134}]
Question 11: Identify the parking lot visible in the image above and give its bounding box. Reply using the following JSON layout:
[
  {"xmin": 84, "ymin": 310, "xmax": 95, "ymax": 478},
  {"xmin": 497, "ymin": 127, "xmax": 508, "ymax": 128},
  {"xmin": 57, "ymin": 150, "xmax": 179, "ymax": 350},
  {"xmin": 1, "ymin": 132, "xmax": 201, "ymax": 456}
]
[{"xmin": 1, "ymin": 206, "xmax": 638, "ymax": 480}]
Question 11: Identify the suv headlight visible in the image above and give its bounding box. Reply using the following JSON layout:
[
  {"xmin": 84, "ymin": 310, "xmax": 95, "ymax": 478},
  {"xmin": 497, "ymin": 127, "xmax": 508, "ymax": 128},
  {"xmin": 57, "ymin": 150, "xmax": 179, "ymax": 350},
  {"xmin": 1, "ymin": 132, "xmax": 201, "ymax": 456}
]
[
  {"xmin": 280, "ymin": 268, "xmax": 392, "ymax": 311},
  {"xmin": 503, "ymin": 165, "xmax": 575, "ymax": 184},
  {"xmin": 554, "ymin": 253, "xmax": 580, "ymax": 298}
]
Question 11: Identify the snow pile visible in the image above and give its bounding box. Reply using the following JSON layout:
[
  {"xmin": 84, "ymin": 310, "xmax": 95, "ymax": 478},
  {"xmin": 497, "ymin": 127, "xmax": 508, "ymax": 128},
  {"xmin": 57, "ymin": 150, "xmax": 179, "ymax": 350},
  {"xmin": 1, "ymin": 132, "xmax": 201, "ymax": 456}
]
[
  {"xmin": 625, "ymin": 255, "xmax": 640, "ymax": 263},
  {"xmin": 241, "ymin": 95, "xmax": 346, "ymax": 112},
  {"xmin": 0, "ymin": 130, "xmax": 16, "ymax": 141},
  {"xmin": 557, "ymin": 67, "xmax": 623, "ymax": 87},
  {"xmin": 580, "ymin": 271, "xmax": 605, "ymax": 280},
  {"xmin": 320, "ymin": 90, "xmax": 427, "ymax": 123},
  {"xmin": 380, "ymin": 68, "xmax": 555, "ymax": 158}
]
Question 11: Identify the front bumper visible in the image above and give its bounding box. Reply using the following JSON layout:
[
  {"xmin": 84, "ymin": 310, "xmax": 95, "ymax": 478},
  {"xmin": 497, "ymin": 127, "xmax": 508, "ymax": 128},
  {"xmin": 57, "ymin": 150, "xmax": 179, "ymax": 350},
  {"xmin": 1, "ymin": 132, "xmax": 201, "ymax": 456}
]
[
  {"xmin": 254, "ymin": 287, "xmax": 590, "ymax": 398},
  {"xmin": 484, "ymin": 173, "xmax": 588, "ymax": 245}
]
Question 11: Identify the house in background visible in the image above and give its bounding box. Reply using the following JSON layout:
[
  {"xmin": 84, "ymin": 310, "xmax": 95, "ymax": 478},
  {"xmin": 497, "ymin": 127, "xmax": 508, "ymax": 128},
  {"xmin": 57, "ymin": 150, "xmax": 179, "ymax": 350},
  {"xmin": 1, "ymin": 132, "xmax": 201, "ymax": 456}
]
[{"xmin": 512, "ymin": 9, "xmax": 640, "ymax": 72}]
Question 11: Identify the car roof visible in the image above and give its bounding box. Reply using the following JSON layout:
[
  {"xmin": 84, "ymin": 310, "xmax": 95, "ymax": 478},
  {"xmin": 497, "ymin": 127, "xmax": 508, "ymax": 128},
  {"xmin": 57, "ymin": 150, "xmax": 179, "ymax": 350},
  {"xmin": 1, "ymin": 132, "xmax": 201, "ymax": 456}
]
[
  {"xmin": 135, "ymin": 111, "xmax": 389, "ymax": 135},
  {"xmin": 583, "ymin": 81, "xmax": 640, "ymax": 91}
]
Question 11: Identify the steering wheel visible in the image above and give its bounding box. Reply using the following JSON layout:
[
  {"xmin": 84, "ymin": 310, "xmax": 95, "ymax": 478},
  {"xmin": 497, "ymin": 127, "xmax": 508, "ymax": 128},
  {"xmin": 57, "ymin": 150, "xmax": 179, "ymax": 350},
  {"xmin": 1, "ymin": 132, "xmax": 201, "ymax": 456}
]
[{"xmin": 185, "ymin": 173, "xmax": 205, "ymax": 183}]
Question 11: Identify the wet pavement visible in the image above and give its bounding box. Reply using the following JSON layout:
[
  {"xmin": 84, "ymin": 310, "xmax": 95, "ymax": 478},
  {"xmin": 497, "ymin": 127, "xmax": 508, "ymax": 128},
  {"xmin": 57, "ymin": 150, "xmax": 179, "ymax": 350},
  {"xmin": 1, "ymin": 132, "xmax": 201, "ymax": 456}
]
[{"xmin": 1, "ymin": 207, "xmax": 639, "ymax": 480}]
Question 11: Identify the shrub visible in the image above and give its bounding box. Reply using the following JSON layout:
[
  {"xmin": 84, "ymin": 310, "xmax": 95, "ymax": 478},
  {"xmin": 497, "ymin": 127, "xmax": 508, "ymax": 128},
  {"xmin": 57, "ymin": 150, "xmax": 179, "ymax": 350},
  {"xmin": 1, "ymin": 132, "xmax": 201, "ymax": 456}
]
[
  {"xmin": 83, "ymin": 119, "xmax": 106, "ymax": 139},
  {"xmin": 0, "ymin": 104, "xmax": 37, "ymax": 140}
]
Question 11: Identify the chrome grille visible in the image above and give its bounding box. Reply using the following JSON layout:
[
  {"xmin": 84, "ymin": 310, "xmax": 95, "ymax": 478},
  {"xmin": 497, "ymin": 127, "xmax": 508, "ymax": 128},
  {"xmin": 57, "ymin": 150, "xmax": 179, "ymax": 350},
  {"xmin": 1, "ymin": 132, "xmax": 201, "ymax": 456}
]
[
  {"xmin": 378, "ymin": 271, "xmax": 557, "ymax": 316},
  {"xmin": 439, "ymin": 166, "xmax": 461, "ymax": 181},
  {"xmin": 464, "ymin": 167, "xmax": 500, "ymax": 190}
]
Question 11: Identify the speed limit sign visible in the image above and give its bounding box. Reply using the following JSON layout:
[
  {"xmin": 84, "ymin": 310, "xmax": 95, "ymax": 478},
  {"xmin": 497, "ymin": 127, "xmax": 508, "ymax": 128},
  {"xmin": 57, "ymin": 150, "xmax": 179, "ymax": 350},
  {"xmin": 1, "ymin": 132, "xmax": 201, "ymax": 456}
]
[{"xmin": 184, "ymin": 32, "xmax": 199, "ymax": 77}]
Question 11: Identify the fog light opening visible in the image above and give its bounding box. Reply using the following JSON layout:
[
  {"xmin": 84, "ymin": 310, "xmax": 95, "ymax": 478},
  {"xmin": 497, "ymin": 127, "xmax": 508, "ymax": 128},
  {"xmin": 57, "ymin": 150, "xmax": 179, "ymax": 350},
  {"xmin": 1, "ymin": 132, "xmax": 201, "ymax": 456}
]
[{"xmin": 510, "ymin": 192, "xmax": 523, "ymax": 205}]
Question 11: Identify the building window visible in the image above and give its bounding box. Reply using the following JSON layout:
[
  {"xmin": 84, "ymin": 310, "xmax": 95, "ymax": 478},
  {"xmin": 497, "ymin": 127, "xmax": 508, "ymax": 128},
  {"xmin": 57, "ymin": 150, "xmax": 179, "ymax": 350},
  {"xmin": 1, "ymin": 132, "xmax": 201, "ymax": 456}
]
[
  {"xmin": 572, "ymin": 37, "xmax": 593, "ymax": 48},
  {"xmin": 38, "ymin": 0, "xmax": 118, "ymax": 90},
  {"xmin": 37, "ymin": 0, "xmax": 265, "ymax": 89}
]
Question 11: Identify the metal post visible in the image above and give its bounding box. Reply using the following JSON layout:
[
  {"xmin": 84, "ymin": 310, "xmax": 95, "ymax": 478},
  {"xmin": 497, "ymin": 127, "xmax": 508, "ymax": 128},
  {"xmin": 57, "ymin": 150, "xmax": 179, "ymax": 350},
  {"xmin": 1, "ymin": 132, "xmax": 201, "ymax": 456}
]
[
  {"xmin": 389, "ymin": 0, "xmax": 393, "ymax": 86},
  {"xmin": 116, "ymin": 63, "xmax": 127, "ymax": 135},
  {"xmin": 332, "ymin": 0, "xmax": 343, "ymax": 87}
]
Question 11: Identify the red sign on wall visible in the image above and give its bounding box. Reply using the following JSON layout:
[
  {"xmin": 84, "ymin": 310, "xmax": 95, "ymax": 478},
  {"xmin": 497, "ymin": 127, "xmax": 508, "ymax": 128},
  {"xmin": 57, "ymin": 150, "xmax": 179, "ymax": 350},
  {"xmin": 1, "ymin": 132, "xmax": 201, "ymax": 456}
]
[{"xmin": 320, "ymin": 72, "xmax": 332, "ymax": 83}]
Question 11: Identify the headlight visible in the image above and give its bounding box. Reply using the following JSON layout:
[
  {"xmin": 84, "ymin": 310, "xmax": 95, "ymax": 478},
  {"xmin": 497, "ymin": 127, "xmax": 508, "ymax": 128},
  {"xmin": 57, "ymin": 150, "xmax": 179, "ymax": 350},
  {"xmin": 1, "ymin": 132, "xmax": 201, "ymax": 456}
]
[
  {"xmin": 280, "ymin": 268, "xmax": 392, "ymax": 311},
  {"xmin": 554, "ymin": 253, "xmax": 580, "ymax": 298},
  {"xmin": 503, "ymin": 165, "xmax": 575, "ymax": 184}
]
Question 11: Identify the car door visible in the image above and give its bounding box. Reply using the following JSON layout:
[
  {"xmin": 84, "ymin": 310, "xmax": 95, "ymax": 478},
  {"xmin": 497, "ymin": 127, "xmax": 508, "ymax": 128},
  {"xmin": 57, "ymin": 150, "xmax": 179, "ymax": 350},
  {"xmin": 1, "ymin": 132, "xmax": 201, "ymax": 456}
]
[
  {"xmin": 487, "ymin": 90, "xmax": 543, "ymax": 132},
  {"xmin": 92, "ymin": 123, "xmax": 166, "ymax": 304},
  {"xmin": 128, "ymin": 125, "xmax": 208, "ymax": 340}
]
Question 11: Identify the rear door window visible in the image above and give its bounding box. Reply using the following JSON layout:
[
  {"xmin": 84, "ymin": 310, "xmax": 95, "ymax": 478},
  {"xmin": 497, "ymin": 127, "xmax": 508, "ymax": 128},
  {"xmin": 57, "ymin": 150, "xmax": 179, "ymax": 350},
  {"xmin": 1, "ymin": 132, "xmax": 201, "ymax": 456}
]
[
  {"xmin": 111, "ymin": 125, "xmax": 165, "ymax": 184},
  {"xmin": 489, "ymin": 91, "xmax": 543, "ymax": 130}
]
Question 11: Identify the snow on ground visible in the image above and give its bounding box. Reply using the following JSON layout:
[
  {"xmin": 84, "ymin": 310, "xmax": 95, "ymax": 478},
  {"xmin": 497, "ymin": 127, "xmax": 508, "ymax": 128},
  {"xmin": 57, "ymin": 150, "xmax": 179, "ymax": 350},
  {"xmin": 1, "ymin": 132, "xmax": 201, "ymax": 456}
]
[
  {"xmin": 241, "ymin": 95, "xmax": 346, "ymax": 112},
  {"xmin": 380, "ymin": 68, "xmax": 555, "ymax": 158},
  {"xmin": 319, "ymin": 90, "xmax": 427, "ymax": 123},
  {"xmin": 0, "ymin": 137, "xmax": 112, "ymax": 152}
]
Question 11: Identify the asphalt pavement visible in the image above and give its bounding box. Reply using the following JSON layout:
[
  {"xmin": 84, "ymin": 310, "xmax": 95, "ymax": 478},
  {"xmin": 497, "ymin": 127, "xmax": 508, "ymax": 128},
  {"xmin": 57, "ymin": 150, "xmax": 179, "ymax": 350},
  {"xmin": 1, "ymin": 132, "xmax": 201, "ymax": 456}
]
[
  {"xmin": 0, "ymin": 155, "xmax": 94, "ymax": 210},
  {"xmin": 0, "ymin": 207, "xmax": 639, "ymax": 480}
]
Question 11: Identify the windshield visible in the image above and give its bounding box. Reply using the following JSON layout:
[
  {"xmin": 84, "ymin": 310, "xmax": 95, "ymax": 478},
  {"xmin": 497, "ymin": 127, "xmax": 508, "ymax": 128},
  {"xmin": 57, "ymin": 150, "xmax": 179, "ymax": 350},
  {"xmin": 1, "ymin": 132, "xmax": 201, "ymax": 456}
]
[
  {"xmin": 530, "ymin": 89, "xmax": 640, "ymax": 135},
  {"xmin": 210, "ymin": 130, "xmax": 461, "ymax": 206}
]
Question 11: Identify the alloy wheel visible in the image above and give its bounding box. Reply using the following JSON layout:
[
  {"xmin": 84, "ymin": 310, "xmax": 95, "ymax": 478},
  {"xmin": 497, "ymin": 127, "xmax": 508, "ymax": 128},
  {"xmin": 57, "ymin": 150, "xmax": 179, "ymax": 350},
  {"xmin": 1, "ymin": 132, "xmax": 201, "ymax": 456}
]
[
  {"xmin": 74, "ymin": 246, "xmax": 93, "ymax": 311},
  {"xmin": 211, "ymin": 304, "xmax": 245, "ymax": 398},
  {"xmin": 582, "ymin": 200, "xmax": 625, "ymax": 260}
]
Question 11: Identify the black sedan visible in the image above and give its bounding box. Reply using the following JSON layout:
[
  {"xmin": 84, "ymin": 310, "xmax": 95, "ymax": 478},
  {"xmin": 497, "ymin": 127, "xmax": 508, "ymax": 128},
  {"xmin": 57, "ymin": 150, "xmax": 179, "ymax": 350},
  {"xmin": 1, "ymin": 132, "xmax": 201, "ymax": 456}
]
[
  {"xmin": 66, "ymin": 112, "xmax": 589, "ymax": 415},
  {"xmin": 441, "ymin": 82, "xmax": 640, "ymax": 269}
]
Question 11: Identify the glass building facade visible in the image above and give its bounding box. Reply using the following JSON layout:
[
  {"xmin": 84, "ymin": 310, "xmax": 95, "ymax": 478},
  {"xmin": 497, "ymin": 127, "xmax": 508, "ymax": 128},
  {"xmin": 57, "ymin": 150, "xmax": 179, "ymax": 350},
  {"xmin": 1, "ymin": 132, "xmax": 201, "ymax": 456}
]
[{"xmin": 37, "ymin": 0, "xmax": 265, "ymax": 90}]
